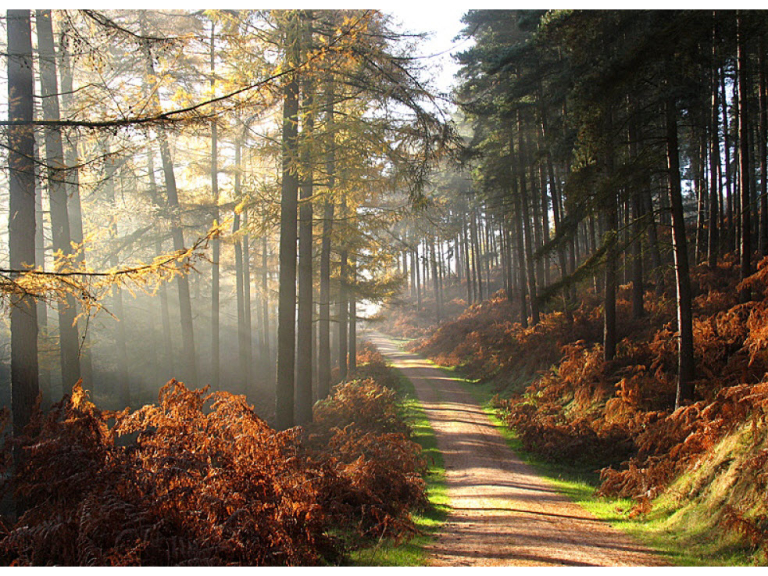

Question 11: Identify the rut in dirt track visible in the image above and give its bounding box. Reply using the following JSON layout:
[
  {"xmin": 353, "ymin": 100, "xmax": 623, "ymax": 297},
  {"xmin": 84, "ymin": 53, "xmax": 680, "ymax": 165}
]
[{"xmin": 367, "ymin": 332, "xmax": 668, "ymax": 567}]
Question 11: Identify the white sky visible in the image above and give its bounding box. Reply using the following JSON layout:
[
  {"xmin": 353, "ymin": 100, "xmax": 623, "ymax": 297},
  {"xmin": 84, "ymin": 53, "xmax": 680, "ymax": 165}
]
[{"xmin": 385, "ymin": 5, "xmax": 471, "ymax": 96}]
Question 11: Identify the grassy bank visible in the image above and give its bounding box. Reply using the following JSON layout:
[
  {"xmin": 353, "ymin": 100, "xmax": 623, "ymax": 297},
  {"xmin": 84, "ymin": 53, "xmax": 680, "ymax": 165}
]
[
  {"xmin": 348, "ymin": 366, "xmax": 449, "ymax": 566},
  {"xmin": 419, "ymin": 358, "xmax": 765, "ymax": 566}
]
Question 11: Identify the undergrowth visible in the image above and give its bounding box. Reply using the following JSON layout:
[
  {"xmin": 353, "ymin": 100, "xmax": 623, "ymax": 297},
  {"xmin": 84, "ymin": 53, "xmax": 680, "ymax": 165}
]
[
  {"xmin": 348, "ymin": 366, "xmax": 448, "ymax": 566},
  {"xmin": 390, "ymin": 254, "xmax": 768, "ymax": 564},
  {"xmin": 0, "ymin": 344, "xmax": 430, "ymax": 566}
]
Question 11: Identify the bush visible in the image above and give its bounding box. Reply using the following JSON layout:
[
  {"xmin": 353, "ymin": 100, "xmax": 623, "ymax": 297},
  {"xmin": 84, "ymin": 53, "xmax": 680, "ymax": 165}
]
[
  {"xmin": 306, "ymin": 378, "xmax": 427, "ymax": 541},
  {"xmin": 0, "ymin": 362, "xmax": 427, "ymax": 565},
  {"xmin": 0, "ymin": 381, "xmax": 332, "ymax": 566}
]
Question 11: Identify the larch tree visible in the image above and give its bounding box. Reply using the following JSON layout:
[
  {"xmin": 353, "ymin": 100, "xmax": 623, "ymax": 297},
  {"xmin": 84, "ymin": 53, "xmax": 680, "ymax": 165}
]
[
  {"xmin": 37, "ymin": 9, "xmax": 82, "ymax": 393},
  {"xmin": 274, "ymin": 9, "xmax": 301, "ymax": 430}
]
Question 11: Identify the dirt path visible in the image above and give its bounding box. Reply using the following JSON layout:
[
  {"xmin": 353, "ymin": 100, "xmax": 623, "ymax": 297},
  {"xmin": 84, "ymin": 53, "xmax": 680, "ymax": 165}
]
[{"xmin": 367, "ymin": 332, "xmax": 668, "ymax": 567}]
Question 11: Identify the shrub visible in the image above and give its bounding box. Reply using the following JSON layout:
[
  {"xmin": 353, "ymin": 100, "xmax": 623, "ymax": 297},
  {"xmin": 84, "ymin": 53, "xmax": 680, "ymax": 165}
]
[
  {"xmin": 0, "ymin": 369, "xmax": 427, "ymax": 566},
  {"xmin": 306, "ymin": 378, "xmax": 427, "ymax": 541},
  {"xmin": 0, "ymin": 381, "xmax": 332, "ymax": 566}
]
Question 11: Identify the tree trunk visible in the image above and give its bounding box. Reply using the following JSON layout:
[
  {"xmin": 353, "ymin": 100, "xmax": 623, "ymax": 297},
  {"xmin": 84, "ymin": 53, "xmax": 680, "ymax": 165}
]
[
  {"xmin": 470, "ymin": 208, "xmax": 483, "ymax": 302},
  {"xmin": 7, "ymin": 8, "xmax": 39, "ymax": 439},
  {"xmin": 603, "ymin": 198, "xmax": 618, "ymax": 361},
  {"xmin": 261, "ymin": 232, "xmax": 271, "ymax": 379},
  {"xmin": 462, "ymin": 216, "xmax": 472, "ymax": 304},
  {"xmin": 628, "ymin": 111, "xmax": 645, "ymax": 319},
  {"xmin": 709, "ymin": 20, "xmax": 721, "ymax": 268},
  {"xmin": 146, "ymin": 148, "xmax": 175, "ymax": 380},
  {"xmin": 34, "ymin": 162, "xmax": 51, "ymax": 405},
  {"xmin": 275, "ymin": 11, "xmax": 300, "ymax": 429},
  {"xmin": 665, "ymin": 96, "xmax": 696, "ymax": 408},
  {"xmin": 37, "ymin": 9, "xmax": 81, "ymax": 394},
  {"xmin": 695, "ymin": 131, "xmax": 708, "ymax": 264},
  {"xmin": 517, "ymin": 116, "xmax": 539, "ymax": 325},
  {"xmin": 512, "ymin": 186, "xmax": 529, "ymax": 328},
  {"xmin": 242, "ymin": 208, "xmax": 253, "ymax": 389},
  {"xmin": 348, "ymin": 255, "xmax": 357, "ymax": 375},
  {"xmin": 738, "ymin": 12, "xmax": 752, "ymax": 301},
  {"xmin": 141, "ymin": 15, "xmax": 197, "ymax": 384},
  {"xmin": 602, "ymin": 108, "xmax": 618, "ymax": 361},
  {"xmin": 103, "ymin": 145, "xmax": 130, "ymax": 407},
  {"xmin": 317, "ymin": 77, "xmax": 335, "ymax": 400},
  {"xmin": 209, "ymin": 21, "xmax": 220, "ymax": 390},
  {"xmin": 431, "ymin": 240, "xmax": 441, "ymax": 321},
  {"xmin": 296, "ymin": 21, "xmax": 315, "ymax": 424},
  {"xmin": 233, "ymin": 139, "xmax": 252, "ymax": 393},
  {"xmin": 415, "ymin": 245, "xmax": 422, "ymax": 310},
  {"xmin": 721, "ymin": 70, "xmax": 735, "ymax": 255},
  {"xmin": 759, "ymin": 34, "xmax": 768, "ymax": 256},
  {"xmin": 57, "ymin": 14, "xmax": 92, "ymax": 389}
]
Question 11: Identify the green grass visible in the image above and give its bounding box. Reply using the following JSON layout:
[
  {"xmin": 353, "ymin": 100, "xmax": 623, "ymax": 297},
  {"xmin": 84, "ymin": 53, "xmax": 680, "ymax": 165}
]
[
  {"xmin": 365, "ymin": 335, "xmax": 766, "ymax": 565},
  {"xmin": 347, "ymin": 367, "xmax": 449, "ymax": 566},
  {"xmin": 423, "ymin": 358, "xmax": 768, "ymax": 566}
]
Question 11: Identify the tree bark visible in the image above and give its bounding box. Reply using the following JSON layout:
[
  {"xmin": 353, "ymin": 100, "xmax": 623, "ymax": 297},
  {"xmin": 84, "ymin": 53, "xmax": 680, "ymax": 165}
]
[
  {"xmin": 348, "ymin": 255, "xmax": 357, "ymax": 375},
  {"xmin": 57, "ymin": 14, "xmax": 93, "ymax": 389},
  {"xmin": 233, "ymin": 139, "xmax": 252, "ymax": 393},
  {"xmin": 103, "ymin": 144, "xmax": 130, "ymax": 407},
  {"xmin": 34, "ymin": 160, "xmax": 51, "ymax": 405},
  {"xmin": 146, "ymin": 147, "xmax": 175, "ymax": 380},
  {"xmin": 261, "ymin": 232, "xmax": 271, "ymax": 379},
  {"xmin": 318, "ymin": 190, "xmax": 334, "ymax": 400},
  {"xmin": 338, "ymin": 227, "xmax": 349, "ymax": 382},
  {"xmin": 296, "ymin": 15, "xmax": 315, "ymax": 425},
  {"xmin": 665, "ymin": 96, "xmax": 696, "ymax": 408},
  {"xmin": 759, "ymin": 34, "xmax": 768, "ymax": 256},
  {"xmin": 7, "ymin": 8, "xmax": 39, "ymax": 439},
  {"xmin": 517, "ymin": 115, "xmax": 539, "ymax": 325},
  {"xmin": 275, "ymin": 11, "xmax": 301, "ymax": 429},
  {"xmin": 709, "ymin": 20, "xmax": 721, "ymax": 268},
  {"xmin": 737, "ymin": 12, "xmax": 752, "ymax": 301},
  {"xmin": 602, "ymin": 108, "xmax": 618, "ymax": 361},
  {"xmin": 512, "ymin": 184, "xmax": 529, "ymax": 328},
  {"xmin": 628, "ymin": 111, "xmax": 645, "ymax": 319},
  {"xmin": 209, "ymin": 21, "xmax": 220, "ymax": 391},
  {"xmin": 141, "ymin": 15, "xmax": 197, "ymax": 384},
  {"xmin": 37, "ymin": 9, "xmax": 81, "ymax": 394}
]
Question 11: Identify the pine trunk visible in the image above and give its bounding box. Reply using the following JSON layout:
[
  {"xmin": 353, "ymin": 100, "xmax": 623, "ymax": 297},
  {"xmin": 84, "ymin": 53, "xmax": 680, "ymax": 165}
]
[
  {"xmin": 37, "ymin": 9, "xmax": 81, "ymax": 394},
  {"xmin": 666, "ymin": 96, "xmax": 696, "ymax": 408},
  {"xmin": 141, "ymin": 15, "xmax": 197, "ymax": 384},
  {"xmin": 738, "ymin": 12, "xmax": 752, "ymax": 301}
]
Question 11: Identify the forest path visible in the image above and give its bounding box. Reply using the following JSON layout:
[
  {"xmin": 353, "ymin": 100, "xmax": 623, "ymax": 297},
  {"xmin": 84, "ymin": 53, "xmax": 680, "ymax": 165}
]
[{"xmin": 366, "ymin": 331, "xmax": 667, "ymax": 567}]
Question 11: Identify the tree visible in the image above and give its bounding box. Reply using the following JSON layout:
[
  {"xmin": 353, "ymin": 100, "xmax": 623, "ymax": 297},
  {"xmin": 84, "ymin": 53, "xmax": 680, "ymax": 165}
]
[
  {"xmin": 7, "ymin": 8, "xmax": 39, "ymax": 436},
  {"xmin": 737, "ymin": 11, "xmax": 752, "ymax": 302},
  {"xmin": 140, "ymin": 13, "xmax": 198, "ymax": 385},
  {"xmin": 295, "ymin": 10, "xmax": 315, "ymax": 426},
  {"xmin": 275, "ymin": 10, "xmax": 301, "ymax": 430},
  {"xmin": 209, "ymin": 19, "xmax": 221, "ymax": 390},
  {"xmin": 665, "ymin": 93, "xmax": 696, "ymax": 408},
  {"xmin": 37, "ymin": 9, "xmax": 81, "ymax": 393}
]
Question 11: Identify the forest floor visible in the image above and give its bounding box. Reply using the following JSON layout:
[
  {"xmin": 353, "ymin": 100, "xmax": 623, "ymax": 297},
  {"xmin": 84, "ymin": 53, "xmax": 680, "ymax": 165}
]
[{"xmin": 367, "ymin": 331, "xmax": 668, "ymax": 567}]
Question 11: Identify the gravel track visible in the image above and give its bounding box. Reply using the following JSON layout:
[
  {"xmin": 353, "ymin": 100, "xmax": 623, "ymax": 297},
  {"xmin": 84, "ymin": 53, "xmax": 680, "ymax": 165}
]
[{"xmin": 368, "ymin": 332, "xmax": 668, "ymax": 567}]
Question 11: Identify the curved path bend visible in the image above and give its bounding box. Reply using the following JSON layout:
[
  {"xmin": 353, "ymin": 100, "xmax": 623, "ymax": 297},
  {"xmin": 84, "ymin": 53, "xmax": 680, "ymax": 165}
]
[{"xmin": 367, "ymin": 331, "xmax": 668, "ymax": 567}]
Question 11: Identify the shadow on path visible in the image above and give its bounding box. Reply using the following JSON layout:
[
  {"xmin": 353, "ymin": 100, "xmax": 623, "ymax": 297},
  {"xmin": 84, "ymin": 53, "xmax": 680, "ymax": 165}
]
[{"xmin": 367, "ymin": 331, "xmax": 668, "ymax": 567}]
